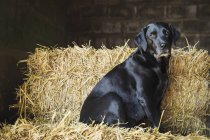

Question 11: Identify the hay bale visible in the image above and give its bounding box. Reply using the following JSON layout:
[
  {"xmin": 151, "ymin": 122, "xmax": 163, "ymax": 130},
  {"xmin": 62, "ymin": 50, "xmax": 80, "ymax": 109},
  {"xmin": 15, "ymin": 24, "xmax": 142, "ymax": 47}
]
[
  {"xmin": 16, "ymin": 42, "xmax": 209, "ymax": 137},
  {"xmin": 161, "ymin": 46, "xmax": 209, "ymax": 134},
  {"xmin": 18, "ymin": 44, "xmax": 134, "ymax": 123}
]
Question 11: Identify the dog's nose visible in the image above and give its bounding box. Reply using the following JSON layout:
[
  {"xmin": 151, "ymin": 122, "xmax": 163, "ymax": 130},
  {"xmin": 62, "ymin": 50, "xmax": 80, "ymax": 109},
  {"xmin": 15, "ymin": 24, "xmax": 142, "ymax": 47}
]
[{"xmin": 160, "ymin": 43, "xmax": 166, "ymax": 48}]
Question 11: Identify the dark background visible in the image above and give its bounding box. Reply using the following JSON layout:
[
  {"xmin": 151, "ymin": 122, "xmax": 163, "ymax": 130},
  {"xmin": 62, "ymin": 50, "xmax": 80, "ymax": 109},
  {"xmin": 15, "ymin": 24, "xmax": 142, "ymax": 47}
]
[
  {"xmin": 0, "ymin": 0, "xmax": 210, "ymax": 51},
  {"xmin": 0, "ymin": 0, "xmax": 209, "ymax": 132}
]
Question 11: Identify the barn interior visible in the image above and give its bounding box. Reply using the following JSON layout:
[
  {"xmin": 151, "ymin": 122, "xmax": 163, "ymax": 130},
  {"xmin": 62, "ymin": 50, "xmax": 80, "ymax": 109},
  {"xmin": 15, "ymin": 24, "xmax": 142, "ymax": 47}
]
[{"xmin": 0, "ymin": 0, "xmax": 209, "ymax": 138}]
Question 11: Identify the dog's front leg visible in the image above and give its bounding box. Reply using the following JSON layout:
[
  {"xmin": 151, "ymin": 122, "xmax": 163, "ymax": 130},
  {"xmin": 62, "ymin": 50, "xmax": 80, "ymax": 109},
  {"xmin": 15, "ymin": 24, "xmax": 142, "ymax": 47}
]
[
  {"xmin": 137, "ymin": 94, "xmax": 160, "ymax": 128},
  {"xmin": 160, "ymin": 78, "xmax": 169, "ymax": 99}
]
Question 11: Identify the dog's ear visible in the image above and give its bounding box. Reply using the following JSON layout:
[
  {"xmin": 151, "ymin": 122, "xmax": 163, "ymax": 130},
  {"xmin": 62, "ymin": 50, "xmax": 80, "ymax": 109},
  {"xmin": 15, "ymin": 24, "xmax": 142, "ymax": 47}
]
[
  {"xmin": 169, "ymin": 24, "xmax": 180, "ymax": 45},
  {"xmin": 134, "ymin": 27, "xmax": 148, "ymax": 52}
]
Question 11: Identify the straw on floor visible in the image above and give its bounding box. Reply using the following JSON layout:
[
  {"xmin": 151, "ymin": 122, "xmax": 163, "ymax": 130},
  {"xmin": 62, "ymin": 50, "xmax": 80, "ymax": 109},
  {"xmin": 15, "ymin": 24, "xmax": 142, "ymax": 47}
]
[{"xmin": 0, "ymin": 41, "xmax": 209, "ymax": 139}]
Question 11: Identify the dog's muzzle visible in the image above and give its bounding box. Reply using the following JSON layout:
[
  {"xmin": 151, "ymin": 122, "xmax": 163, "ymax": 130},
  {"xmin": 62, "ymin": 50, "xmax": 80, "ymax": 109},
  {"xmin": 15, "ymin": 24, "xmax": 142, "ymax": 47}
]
[
  {"xmin": 154, "ymin": 53, "xmax": 171, "ymax": 62},
  {"xmin": 157, "ymin": 53, "xmax": 170, "ymax": 58}
]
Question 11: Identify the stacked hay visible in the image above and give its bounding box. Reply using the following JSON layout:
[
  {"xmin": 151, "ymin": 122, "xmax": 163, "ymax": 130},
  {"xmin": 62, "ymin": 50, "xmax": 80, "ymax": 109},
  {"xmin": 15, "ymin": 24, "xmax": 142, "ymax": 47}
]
[
  {"xmin": 161, "ymin": 45, "xmax": 210, "ymax": 135},
  {"xmin": 0, "ymin": 42, "xmax": 209, "ymax": 139},
  {"xmin": 18, "ymin": 44, "xmax": 134, "ymax": 123}
]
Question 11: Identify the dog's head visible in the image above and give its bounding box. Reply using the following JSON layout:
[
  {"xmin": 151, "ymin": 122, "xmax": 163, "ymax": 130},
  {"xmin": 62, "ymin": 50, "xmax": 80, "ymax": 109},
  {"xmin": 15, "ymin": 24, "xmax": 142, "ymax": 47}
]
[{"xmin": 134, "ymin": 22, "xmax": 180, "ymax": 62}]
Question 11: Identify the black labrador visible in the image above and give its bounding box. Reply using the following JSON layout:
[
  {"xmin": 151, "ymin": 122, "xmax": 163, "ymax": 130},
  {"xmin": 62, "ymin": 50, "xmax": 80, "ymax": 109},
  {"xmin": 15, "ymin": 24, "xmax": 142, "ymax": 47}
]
[{"xmin": 79, "ymin": 22, "xmax": 180, "ymax": 129}]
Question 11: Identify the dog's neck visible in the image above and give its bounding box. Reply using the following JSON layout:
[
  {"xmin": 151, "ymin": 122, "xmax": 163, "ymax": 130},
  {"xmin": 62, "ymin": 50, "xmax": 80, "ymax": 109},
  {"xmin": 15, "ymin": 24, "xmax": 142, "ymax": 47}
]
[{"xmin": 132, "ymin": 49, "xmax": 169, "ymax": 74}]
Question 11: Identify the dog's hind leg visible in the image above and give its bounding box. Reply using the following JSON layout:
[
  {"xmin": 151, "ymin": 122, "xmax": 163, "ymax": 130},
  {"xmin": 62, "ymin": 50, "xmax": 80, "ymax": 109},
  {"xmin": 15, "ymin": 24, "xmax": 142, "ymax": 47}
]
[
  {"xmin": 101, "ymin": 92, "xmax": 127, "ymax": 126},
  {"xmin": 79, "ymin": 92, "xmax": 126, "ymax": 126}
]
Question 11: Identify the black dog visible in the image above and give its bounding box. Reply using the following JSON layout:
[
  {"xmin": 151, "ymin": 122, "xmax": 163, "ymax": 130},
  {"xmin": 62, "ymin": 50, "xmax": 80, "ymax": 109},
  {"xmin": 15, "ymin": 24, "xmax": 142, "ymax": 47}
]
[{"xmin": 79, "ymin": 22, "xmax": 180, "ymax": 129}]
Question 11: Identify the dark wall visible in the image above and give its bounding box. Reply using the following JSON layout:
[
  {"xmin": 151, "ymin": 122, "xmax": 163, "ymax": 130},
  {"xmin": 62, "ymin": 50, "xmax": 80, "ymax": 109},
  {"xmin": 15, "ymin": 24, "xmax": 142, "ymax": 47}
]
[
  {"xmin": 0, "ymin": 0, "xmax": 210, "ymax": 51},
  {"xmin": 0, "ymin": 0, "xmax": 68, "ymax": 51}
]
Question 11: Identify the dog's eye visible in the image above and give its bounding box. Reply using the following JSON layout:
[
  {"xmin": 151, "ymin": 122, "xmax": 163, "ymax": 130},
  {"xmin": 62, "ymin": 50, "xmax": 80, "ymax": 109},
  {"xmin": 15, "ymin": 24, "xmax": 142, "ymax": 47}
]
[
  {"xmin": 163, "ymin": 30, "xmax": 169, "ymax": 37},
  {"xmin": 150, "ymin": 31, "xmax": 157, "ymax": 37}
]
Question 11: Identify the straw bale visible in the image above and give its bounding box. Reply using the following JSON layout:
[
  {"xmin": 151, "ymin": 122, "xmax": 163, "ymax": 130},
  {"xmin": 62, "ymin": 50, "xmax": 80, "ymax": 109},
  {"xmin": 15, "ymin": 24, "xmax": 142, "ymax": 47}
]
[
  {"xmin": 161, "ymin": 46, "xmax": 210, "ymax": 135},
  {"xmin": 18, "ymin": 44, "xmax": 134, "ymax": 123},
  {"xmin": 14, "ymin": 42, "xmax": 210, "ymax": 138}
]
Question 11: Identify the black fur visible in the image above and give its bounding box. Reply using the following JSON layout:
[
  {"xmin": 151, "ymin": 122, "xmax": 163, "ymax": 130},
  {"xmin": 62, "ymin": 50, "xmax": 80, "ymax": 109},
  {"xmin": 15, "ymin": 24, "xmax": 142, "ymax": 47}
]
[{"xmin": 79, "ymin": 22, "xmax": 180, "ymax": 129}]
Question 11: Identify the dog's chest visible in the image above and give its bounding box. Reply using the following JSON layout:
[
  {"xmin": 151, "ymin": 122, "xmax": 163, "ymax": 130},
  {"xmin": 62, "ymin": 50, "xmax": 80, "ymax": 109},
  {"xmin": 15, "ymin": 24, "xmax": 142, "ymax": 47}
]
[
  {"xmin": 152, "ymin": 65, "xmax": 168, "ymax": 97},
  {"xmin": 138, "ymin": 60, "xmax": 168, "ymax": 95}
]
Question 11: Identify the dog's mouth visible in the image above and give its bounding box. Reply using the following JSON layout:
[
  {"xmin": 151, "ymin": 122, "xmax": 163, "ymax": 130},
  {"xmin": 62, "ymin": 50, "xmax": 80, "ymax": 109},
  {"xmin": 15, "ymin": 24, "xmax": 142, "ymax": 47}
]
[
  {"xmin": 154, "ymin": 53, "xmax": 171, "ymax": 62},
  {"xmin": 157, "ymin": 53, "xmax": 170, "ymax": 58}
]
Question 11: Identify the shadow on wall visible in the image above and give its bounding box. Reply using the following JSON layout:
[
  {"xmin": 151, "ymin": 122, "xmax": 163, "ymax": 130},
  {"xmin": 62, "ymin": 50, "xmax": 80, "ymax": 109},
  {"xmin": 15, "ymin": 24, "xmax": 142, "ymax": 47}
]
[
  {"xmin": 0, "ymin": 0, "xmax": 210, "ymax": 51},
  {"xmin": 0, "ymin": 48, "xmax": 28, "ymax": 124},
  {"xmin": 66, "ymin": 0, "xmax": 210, "ymax": 50}
]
